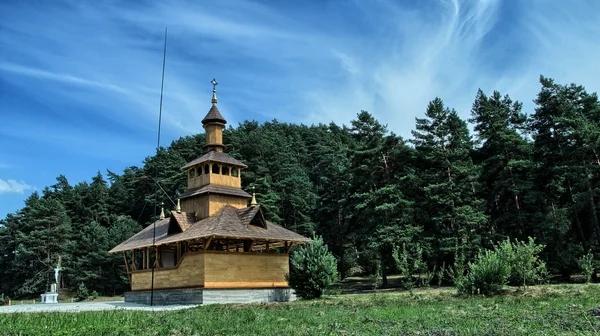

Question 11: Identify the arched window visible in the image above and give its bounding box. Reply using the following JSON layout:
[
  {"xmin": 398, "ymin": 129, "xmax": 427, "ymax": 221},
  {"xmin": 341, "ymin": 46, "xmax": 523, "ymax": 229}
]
[
  {"xmin": 197, "ymin": 166, "xmax": 202, "ymax": 176},
  {"xmin": 212, "ymin": 164, "xmax": 220, "ymax": 174},
  {"xmin": 222, "ymin": 166, "xmax": 229, "ymax": 175},
  {"xmin": 232, "ymin": 168, "xmax": 239, "ymax": 177},
  {"xmin": 189, "ymin": 169, "xmax": 195, "ymax": 178},
  {"xmin": 204, "ymin": 164, "xmax": 210, "ymax": 174}
]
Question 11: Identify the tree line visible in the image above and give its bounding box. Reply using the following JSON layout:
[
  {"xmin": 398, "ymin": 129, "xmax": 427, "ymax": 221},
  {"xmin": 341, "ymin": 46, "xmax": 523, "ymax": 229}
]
[{"xmin": 1, "ymin": 75, "xmax": 599, "ymax": 297}]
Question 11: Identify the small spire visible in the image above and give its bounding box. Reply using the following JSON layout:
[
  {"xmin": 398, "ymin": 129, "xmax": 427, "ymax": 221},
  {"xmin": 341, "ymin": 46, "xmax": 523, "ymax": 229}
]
[
  {"xmin": 250, "ymin": 186, "xmax": 258, "ymax": 207},
  {"xmin": 159, "ymin": 207, "xmax": 165, "ymax": 219},
  {"xmin": 176, "ymin": 199, "xmax": 181, "ymax": 213},
  {"xmin": 211, "ymin": 78, "xmax": 218, "ymax": 106}
]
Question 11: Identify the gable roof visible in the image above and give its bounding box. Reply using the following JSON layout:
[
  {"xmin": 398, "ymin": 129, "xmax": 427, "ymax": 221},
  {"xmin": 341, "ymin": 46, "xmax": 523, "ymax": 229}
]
[
  {"xmin": 109, "ymin": 205, "xmax": 309, "ymax": 253},
  {"xmin": 181, "ymin": 151, "xmax": 248, "ymax": 170},
  {"xmin": 169, "ymin": 211, "xmax": 196, "ymax": 234}
]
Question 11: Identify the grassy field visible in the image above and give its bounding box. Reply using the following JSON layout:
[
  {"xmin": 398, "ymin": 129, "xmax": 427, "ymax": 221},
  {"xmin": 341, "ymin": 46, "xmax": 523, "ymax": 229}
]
[{"xmin": 1, "ymin": 284, "xmax": 600, "ymax": 335}]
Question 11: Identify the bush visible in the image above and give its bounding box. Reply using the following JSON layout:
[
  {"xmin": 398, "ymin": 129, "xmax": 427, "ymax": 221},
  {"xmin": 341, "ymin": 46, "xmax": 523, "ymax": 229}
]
[
  {"xmin": 458, "ymin": 249, "xmax": 511, "ymax": 295},
  {"xmin": 76, "ymin": 283, "xmax": 89, "ymax": 301},
  {"xmin": 497, "ymin": 237, "xmax": 547, "ymax": 287},
  {"xmin": 579, "ymin": 251, "xmax": 594, "ymax": 283},
  {"xmin": 0, "ymin": 294, "xmax": 10, "ymax": 306},
  {"xmin": 447, "ymin": 251, "xmax": 466, "ymax": 288},
  {"xmin": 287, "ymin": 236, "xmax": 339, "ymax": 299},
  {"xmin": 458, "ymin": 237, "xmax": 547, "ymax": 295},
  {"xmin": 393, "ymin": 243, "xmax": 431, "ymax": 289},
  {"xmin": 90, "ymin": 290, "xmax": 99, "ymax": 300}
]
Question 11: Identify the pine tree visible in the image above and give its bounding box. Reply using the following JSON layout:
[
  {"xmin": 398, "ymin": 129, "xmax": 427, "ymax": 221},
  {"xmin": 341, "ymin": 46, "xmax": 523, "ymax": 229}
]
[
  {"xmin": 9, "ymin": 193, "xmax": 73, "ymax": 295},
  {"xmin": 530, "ymin": 76, "xmax": 600, "ymax": 272},
  {"xmin": 470, "ymin": 90, "xmax": 537, "ymax": 241},
  {"xmin": 412, "ymin": 98, "xmax": 486, "ymax": 263}
]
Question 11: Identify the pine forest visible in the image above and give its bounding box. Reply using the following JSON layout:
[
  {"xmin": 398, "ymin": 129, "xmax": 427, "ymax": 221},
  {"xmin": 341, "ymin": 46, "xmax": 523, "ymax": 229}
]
[{"xmin": 1, "ymin": 75, "xmax": 600, "ymax": 297}]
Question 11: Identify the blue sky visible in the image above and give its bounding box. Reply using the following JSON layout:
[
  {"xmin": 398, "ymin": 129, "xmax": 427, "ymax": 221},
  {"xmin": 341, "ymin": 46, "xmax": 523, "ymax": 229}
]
[{"xmin": 1, "ymin": 0, "xmax": 599, "ymax": 218}]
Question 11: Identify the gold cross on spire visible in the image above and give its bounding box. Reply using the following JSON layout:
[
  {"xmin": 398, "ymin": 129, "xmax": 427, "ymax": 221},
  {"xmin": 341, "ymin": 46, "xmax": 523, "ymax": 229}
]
[{"xmin": 211, "ymin": 78, "xmax": 218, "ymax": 105}]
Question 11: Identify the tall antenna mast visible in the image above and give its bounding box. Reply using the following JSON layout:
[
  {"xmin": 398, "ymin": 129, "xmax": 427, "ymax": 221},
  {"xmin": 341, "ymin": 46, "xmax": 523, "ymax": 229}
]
[{"xmin": 151, "ymin": 26, "xmax": 168, "ymax": 307}]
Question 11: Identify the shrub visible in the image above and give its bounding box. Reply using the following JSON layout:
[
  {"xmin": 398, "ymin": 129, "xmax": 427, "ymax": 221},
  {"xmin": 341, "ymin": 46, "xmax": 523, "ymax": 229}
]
[
  {"xmin": 458, "ymin": 249, "xmax": 511, "ymax": 295},
  {"xmin": 287, "ymin": 236, "xmax": 339, "ymax": 299},
  {"xmin": 436, "ymin": 262, "xmax": 446, "ymax": 287},
  {"xmin": 447, "ymin": 251, "xmax": 466, "ymax": 288},
  {"xmin": 393, "ymin": 243, "xmax": 430, "ymax": 289},
  {"xmin": 579, "ymin": 251, "xmax": 594, "ymax": 283},
  {"xmin": 76, "ymin": 283, "xmax": 89, "ymax": 301},
  {"xmin": 0, "ymin": 294, "xmax": 10, "ymax": 306},
  {"xmin": 458, "ymin": 237, "xmax": 547, "ymax": 295},
  {"xmin": 90, "ymin": 290, "xmax": 99, "ymax": 300},
  {"xmin": 496, "ymin": 237, "xmax": 547, "ymax": 287}
]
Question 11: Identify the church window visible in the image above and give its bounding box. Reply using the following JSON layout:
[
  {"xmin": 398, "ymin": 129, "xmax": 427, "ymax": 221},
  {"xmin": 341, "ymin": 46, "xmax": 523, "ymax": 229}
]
[
  {"xmin": 197, "ymin": 166, "xmax": 202, "ymax": 176},
  {"xmin": 222, "ymin": 166, "xmax": 230, "ymax": 175},
  {"xmin": 212, "ymin": 164, "xmax": 220, "ymax": 174},
  {"xmin": 232, "ymin": 168, "xmax": 239, "ymax": 177},
  {"xmin": 204, "ymin": 164, "xmax": 210, "ymax": 174}
]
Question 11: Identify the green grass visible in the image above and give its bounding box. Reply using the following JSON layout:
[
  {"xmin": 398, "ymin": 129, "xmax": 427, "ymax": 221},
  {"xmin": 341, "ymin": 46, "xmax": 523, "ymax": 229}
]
[{"xmin": 1, "ymin": 284, "xmax": 600, "ymax": 335}]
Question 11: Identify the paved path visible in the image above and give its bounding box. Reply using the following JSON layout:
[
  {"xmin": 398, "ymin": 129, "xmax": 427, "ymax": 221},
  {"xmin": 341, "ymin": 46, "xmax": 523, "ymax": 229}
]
[{"xmin": 0, "ymin": 301, "xmax": 199, "ymax": 314}]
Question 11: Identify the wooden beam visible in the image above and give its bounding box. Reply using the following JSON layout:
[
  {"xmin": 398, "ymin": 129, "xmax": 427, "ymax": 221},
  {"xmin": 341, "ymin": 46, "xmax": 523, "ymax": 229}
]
[
  {"xmin": 122, "ymin": 252, "xmax": 130, "ymax": 273},
  {"xmin": 154, "ymin": 246, "xmax": 159, "ymax": 268},
  {"xmin": 285, "ymin": 242, "xmax": 294, "ymax": 253},
  {"xmin": 132, "ymin": 250, "xmax": 137, "ymax": 270},
  {"xmin": 204, "ymin": 237, "xmax": 213, "ymax": 250}
]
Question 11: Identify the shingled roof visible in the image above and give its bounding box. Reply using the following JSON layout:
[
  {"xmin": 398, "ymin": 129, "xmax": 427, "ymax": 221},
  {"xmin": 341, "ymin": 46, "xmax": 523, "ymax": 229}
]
[
  {"xmin": 109, "ymin": 205, "xmax": 309, "ymax": 253},
  {"xmin": 169, "ymin": 211, "xmax": 196, "ymax": 234},
  {"xmin": 109, "ymin": 218, "xmax": 170, "ymax": 253},
  {"xmin": 178, "ymin": 184, "xmax": 252, "ymax": 200},
  {"xmin": 181, "ymin": 151, "xmax": 248, "ymax": 170},
  {"xmin": 202, "ymin": 105, "xmax": 226, "ymax": 125}
]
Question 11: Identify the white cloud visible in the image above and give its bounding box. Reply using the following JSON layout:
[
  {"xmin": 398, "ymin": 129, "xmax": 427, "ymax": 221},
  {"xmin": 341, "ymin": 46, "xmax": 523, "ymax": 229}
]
[
  {"xmin": 1, "ymin": 0, "xmax": 600, "ymax": 142},
  {"xmin": 301, "ymin": 0, "xmax": 600, "ymax": 137},
  {"xmin": 0, "ymin": 179, "xmax": 32, "ymax": 194}
]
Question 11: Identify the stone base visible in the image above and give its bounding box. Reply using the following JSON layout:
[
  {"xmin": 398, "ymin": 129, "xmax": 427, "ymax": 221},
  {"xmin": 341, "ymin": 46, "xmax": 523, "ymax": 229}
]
[
  {"xmin": 41, "ymin": 293, "xmax": 58, "ymax": 304},
  {"xmin": 125, "ymin": 288, "xmax": 296, "ymax": 306}
]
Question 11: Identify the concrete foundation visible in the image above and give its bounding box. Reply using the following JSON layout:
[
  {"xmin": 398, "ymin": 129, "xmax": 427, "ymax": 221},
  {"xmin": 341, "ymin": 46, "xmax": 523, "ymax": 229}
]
[
  {"xmin": 125, "ymin": 288, "xmax": 296, "ymax": 306},
  {"xmin": 40, "ymin": 293, "xmax": 58, "ymax": 304}
]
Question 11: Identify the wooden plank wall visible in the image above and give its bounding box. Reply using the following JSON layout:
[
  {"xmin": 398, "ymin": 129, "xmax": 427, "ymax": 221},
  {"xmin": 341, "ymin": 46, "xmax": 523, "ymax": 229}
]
[
  {"xmin": 181, "ymin": 194, "xmax": 210, "ymax": 219},
  {"xmin": 203, "ymin": 251, "xmax": 289, "ymax": 288},
  {"xmin": 130, "ymin": 251, "xmax": 205, "ymax": 291},
  {"xmin": 209, "ymin": 195, "xmax": 248, "ymax": 216},
  {"xmin": 205, "ymin": 124, "xmax": 223, "ymax": 144},
  {"xmin": 129, "ymin": 251, "xmax": 289, "ymax": 291}
]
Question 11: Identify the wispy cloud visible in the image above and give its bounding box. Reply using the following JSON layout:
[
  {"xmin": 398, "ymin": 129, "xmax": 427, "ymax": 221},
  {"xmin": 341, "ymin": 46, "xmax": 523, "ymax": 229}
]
[
  {"xmin": 302, "ymin": 0, "xmax": 600, "ymax": 135},
  {"xmin": 2, "ymin": 0, "xmax": 600, "ymax": 140},
  {"xmin": 0, "ymin": 63, "xmax": 131, "ymax": 94},
  {"xmin": 1, "ymin": 0, "xmax": 600, "ymax": 218},
  {"xmin": 0, "ymin": 179, "xmax": 32, "ymax": 194}
]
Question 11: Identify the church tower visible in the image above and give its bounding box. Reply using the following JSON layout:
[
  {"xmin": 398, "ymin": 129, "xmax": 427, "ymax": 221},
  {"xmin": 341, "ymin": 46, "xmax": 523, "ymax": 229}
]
[
  {"xmin": 177, "ymin": 79, "xmax": 251, "ymax": 220},
  {"xmin": 110, "ymin": 78, "xmax": 309, "ymax": 305}
]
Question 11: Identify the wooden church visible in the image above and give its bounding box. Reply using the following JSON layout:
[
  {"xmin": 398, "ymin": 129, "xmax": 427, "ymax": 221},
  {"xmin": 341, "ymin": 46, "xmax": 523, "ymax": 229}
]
[{"xmin": 109, "ymin": 81, "xmax": 309, "ymax": 305}]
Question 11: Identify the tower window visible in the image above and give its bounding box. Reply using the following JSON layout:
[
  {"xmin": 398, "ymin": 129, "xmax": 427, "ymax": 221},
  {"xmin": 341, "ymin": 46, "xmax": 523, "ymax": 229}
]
[
  {"xmin": 232, "ymin": 168, "xmax": 239, "ymax": 177},
  {"xmin": 189, "ymin": 169, "xmax": 195, "ymax": 178},
  {"xmin": 222, "ymin": 166, "xmax": 230, "ymax": 175},
  {"xmin": 204, "ymin": 164, "xmax": 210, "ymax": 174},
  {"xmin": 197, "ymin": 167, "xmax": 202, "ymax": 176},
  {"xmin": 212, "ymin": 164, "xmax": 220, "ymax": 174}
]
